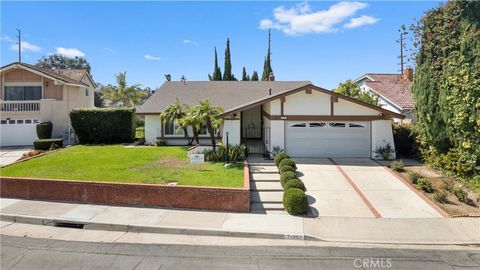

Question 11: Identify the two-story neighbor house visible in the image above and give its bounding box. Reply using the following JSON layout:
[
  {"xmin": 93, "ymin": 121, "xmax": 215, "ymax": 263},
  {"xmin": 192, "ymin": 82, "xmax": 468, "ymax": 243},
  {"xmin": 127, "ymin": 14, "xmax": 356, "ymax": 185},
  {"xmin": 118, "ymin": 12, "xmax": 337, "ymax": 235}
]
[
  {"xmin": 0, "ymin": 62, "xmax": 95, "ymax": 146},
  {"xmin": 355, "ymin": 68, "xmax": 415, "ymax": 124}
]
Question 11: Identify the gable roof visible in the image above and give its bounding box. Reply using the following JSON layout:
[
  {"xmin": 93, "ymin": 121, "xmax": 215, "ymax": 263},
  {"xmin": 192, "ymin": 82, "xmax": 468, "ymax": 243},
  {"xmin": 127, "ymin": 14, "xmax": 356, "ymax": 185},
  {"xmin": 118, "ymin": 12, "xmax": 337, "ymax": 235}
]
[
  {"xmin": 218, "ymin": 84, "xmax": 405, "ymax": 119},
  {"xmin": 357, "ymin": 73, "xmax": 414, "ymax": 109},
  {"xmin": 136, "ymin": 81, "xmax": 312, "ymax": 114},
  {"xmin": 0, "ymin": 62, "xmax": 92, "ymax": 87}
]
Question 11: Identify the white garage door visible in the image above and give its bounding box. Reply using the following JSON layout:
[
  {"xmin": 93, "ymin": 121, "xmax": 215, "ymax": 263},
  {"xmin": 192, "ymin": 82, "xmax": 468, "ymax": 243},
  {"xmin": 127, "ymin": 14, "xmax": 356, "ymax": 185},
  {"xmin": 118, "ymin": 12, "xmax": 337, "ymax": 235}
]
[
  {"xmin": 0, "ymin": 119, "xmax": 39, "ymax": 146},
  {"xmin": 285, "ymin": 121, "xmax": 370, "ymax": 157}
]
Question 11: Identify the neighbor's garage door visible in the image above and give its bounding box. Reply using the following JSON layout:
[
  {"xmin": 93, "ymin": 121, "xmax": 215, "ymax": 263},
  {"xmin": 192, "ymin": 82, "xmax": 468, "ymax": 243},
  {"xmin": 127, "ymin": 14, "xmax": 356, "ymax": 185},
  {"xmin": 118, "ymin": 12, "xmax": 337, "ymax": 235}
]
[
  {"xmin": 285, "ymin": 121, "xmax": 370, "ymax": 157},
  {"xmin": 0, "ymin": 119, "xmax": 39, "ymax": 146}
]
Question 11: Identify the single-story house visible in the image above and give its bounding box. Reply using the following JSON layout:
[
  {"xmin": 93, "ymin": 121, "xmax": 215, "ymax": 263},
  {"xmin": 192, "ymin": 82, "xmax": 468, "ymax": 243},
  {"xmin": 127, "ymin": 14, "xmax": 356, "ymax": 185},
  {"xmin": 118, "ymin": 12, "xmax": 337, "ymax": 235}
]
[
  {"xmin": 0, "ymin": 62, "xmax": 96, "ymax": 146},
  {"xmin": 355, "ymin": 68, "xmax": 415, "ymax": 124},
  {"xmin": 137, "ymin": 80, "xmax": 404, "ymax": 159}
]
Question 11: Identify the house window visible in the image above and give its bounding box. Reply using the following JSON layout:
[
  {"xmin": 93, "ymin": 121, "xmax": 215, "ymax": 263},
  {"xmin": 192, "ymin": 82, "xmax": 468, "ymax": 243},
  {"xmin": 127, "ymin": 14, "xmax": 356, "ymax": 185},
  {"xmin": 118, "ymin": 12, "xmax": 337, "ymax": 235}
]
[
  {"xmin": 1, "ymin": 120, "xmax": 6, "ymax": 125},
  {"xmin": 4, "ymin": 86, "xmax": 42, "ymax": 100},
  {"xmin": 349, "ymin": 123, "xmax": 365, "ymax": 128},
  {"xmin": 8, "ymin": 120, "xmax": 15, "ymax": 124},
  {"xmin": 291, "ymin": 123, "xmax": 306, "ymax": 128},
  {"xmin": 25, "ymin": 119, "xmax": 32, "ymax": 124},
  {"xmin": 199, "ymin": 122, "xmax": 208, "ymax": 135},
  {"xmin": 309, "ymin": 122, "xmax": 326, "ymax": 127},
  {"xmin": 16, "ymin": 120, "xmax": 24, "ymax": 124},
  {"xmin": 329, "ymin": 122, "xmax": 346, "ymax": 128},
  {"xmin": 164, "ymin": 120, "xmax": 184, "ymax": 136},
  {"xmin": 85, "ymin": 88, "xmax": 89, "ymax": 96},
  {"xmin": 33, "ymin": 119, "xmax": 39, "ymax": 123}
]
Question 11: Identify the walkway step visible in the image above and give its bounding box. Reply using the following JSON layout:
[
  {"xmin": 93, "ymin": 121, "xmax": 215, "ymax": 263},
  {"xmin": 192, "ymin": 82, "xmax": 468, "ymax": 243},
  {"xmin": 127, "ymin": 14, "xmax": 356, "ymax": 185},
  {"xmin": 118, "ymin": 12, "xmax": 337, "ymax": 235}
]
[
  {"xmin": 250, "ymin": 167, "xmax": 279, "ymax": 174},
  {"xmin": 250, "ymin": 173, "xmax": 279, "ymax": 181},
  {"xmin": 250, "ymin": 181, "xmax": 283, "ymax": 191},
  {"xmin": 251, "ymin": 202, "xmax": 284, "ymax": 212},
  {"xmin": 250, "ymin": 191, "xmax": 283, "ymax": 203},
  {"xmin": 248, "ymin": 163, "xmax": 276, "ymax": 166}
]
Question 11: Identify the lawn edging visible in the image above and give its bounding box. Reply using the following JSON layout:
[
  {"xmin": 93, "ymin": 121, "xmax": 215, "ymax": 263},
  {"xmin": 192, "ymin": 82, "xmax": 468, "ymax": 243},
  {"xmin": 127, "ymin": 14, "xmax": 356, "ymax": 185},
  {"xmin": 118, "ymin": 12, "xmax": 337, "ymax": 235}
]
[{"xmin": 0, "ymin": 161, "xmax": 251, "ymax": 212}]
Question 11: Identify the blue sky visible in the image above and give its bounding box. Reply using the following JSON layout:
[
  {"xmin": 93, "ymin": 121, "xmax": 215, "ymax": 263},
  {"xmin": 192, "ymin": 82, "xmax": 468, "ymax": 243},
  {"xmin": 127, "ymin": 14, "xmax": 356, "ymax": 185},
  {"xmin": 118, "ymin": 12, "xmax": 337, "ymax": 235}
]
[{"xmin": 1, "ymin": 1, "xmax": 439, "ymax": 89}]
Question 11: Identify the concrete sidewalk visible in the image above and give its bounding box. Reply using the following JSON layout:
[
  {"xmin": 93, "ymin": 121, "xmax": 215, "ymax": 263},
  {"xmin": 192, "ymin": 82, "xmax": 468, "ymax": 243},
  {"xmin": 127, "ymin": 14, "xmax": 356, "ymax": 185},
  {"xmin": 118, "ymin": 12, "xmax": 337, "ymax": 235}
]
[{"xmin": 1, "ymin": 198, "xmax": 479, "ymax": 245}]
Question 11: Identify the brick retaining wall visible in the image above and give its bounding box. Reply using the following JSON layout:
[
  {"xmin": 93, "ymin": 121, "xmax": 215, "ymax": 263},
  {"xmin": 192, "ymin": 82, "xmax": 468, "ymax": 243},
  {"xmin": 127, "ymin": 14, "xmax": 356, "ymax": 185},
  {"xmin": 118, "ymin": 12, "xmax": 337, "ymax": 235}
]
[{"xmin": 0, "ymin": 163, "xmax": 251, "ymax": 212}]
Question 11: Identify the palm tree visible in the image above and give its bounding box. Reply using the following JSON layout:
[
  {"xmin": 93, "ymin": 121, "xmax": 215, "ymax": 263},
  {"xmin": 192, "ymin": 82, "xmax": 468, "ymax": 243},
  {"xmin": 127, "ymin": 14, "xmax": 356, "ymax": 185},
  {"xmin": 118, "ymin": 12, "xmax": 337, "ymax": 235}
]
[
  {"xmin": 180, "ymin": 109, "xmax": 203, "ymax": 145},
  {"xmin": 101, "ymin": 72, "xmax": 147, "ymax": 107},
  {"xmin": 192, "ymin": 99, "xmax": 223, "ymax": 150},
  {"xmin": 160, "ymin": 99, "xmax": 191, "ymax": 144}
]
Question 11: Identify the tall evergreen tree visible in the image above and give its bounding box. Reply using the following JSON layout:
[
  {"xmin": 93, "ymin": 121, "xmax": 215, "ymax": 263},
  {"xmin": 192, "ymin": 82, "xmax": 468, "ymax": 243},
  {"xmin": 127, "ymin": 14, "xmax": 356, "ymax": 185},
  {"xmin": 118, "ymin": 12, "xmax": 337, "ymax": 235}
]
[
  {"xmin": 208, "ymin": 47, "xmax": 222, "ymax": 81},
  {"xmin": 241, "ymin": 67, "xmax": 250, "ymax": 81},
  {"xmin": 261, "ymin": 29, "xmax": 273, "ymax": 80},
  {"xmin": 222, "ymin": 38, "xmax": 235, "ymax": 80},
  {"xmin": 251, "ymin": 71, "xmax": 259, "ymax": 81}
]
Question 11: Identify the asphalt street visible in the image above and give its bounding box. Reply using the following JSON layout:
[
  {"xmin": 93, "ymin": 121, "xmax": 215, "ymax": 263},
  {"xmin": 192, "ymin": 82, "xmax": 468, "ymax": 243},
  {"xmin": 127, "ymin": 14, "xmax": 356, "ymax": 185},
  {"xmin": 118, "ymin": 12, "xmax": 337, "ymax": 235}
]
[{"xmin": 1, "ymin": 235, "xmax": 479, "ymax": 270}]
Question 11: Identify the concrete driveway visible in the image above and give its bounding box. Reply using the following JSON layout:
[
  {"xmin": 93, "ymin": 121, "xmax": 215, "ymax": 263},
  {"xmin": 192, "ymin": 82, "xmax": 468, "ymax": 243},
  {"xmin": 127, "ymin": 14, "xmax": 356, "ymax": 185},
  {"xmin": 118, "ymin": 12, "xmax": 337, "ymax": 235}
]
[
  {"xmin": 0, "ymin": 146, "xmax": 31, "ymax": 166},
  {"xmin": 296, "ymin": 158, "xmax": 443, "ymax": 218}
]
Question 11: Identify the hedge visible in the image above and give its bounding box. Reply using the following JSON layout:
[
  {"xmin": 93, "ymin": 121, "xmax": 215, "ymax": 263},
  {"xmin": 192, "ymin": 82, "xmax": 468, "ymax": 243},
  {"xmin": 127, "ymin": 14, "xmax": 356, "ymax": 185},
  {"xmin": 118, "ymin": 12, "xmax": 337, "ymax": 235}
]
[
  {"xmin": 283, "ymin": 188, "xmax": 308, "ymax": 215},
  {"xmin": 280, "ymin": 171, "xmax": 298, "ymax": 188},
  {"xmin": 274, "ymin": 153, "xmax": 290, "ymax": 167},
  {"xmin": 36, "ymin": 122, "xmax": 52, "ymax": 139},
  {"xmin": 70, "ymin": 107, "xmax": 135, "ymax": 144},
  {"xmin": 279, "ymin": 158, "xmax": 297, "ymax": 170},
  {"xmin": 279, "ymin": 165, "xmax": 295, "ymax": 174},
  {"xmin": 34, "ymin": 138, "xmax": 63, "ymax": 150},
  {"xmin": 284, "ymin": 178, "xmax": 306, "ymax": 192}
]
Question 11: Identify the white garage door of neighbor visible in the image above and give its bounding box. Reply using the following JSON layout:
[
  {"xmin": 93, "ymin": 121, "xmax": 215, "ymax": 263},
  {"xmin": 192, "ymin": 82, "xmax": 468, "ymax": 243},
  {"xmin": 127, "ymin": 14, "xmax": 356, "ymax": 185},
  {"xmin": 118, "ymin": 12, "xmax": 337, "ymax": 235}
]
[
  {"xmin": 0, "ymin": 119, "xmax": 39, "ymax": 146},
  {"xmin": 285, "ymin": 121, "xmax": 371, "ymax": 157}
]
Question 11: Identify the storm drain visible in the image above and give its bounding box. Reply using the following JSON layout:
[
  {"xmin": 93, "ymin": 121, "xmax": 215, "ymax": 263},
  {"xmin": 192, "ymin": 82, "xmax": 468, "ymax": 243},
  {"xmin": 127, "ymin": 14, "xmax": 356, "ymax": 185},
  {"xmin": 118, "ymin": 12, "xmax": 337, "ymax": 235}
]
[{"xmin": 54, "ymin": 222, "xmax": 85, "ymax": 229}]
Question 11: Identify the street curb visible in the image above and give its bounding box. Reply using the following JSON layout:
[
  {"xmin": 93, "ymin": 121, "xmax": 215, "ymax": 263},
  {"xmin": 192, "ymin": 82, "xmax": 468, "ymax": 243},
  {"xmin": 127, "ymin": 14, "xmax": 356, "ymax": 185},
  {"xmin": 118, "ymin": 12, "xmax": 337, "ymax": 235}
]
[{"xmin": 0, "ymin": 214, "xmax": 308, "ymax": 241}]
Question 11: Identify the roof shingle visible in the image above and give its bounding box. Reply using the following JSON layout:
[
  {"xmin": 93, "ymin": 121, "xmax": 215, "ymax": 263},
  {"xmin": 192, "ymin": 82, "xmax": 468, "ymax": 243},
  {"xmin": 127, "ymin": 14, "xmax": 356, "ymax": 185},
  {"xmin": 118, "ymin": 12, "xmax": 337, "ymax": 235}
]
[{"xmin": 362, "ymin": 73, "xmax": 414, "ymax": 109}]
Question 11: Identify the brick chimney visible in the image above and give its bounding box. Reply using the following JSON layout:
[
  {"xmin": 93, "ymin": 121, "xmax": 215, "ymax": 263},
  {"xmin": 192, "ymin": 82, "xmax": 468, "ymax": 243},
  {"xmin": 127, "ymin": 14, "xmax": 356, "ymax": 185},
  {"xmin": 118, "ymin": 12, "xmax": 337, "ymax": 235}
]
[
  {"xmin": 268, "ymin": 72, "xmax": 275, "ymax": 81},
  {"xmin": 403, "ymin": 67, "xmax": 413, "ymax": 81}
]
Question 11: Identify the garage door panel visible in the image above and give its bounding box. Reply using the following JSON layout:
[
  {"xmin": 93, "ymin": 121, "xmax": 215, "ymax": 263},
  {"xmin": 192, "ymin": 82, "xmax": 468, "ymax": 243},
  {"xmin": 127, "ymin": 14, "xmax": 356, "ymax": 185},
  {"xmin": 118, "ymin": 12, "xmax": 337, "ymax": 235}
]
[
  {"xmin": 286, "ymin": 121, "xmax": 370, "ymax": 157},
  {"xmin": 1, "ymin": 119, "xmax": 38, "ymax": 146}
]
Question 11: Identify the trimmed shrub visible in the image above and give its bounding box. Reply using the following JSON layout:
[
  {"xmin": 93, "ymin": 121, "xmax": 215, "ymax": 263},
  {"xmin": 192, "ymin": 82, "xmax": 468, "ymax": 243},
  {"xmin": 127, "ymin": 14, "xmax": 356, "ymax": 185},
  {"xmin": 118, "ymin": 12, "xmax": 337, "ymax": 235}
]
[
  {"xmin": 374, "ymin": 143, "xmax": 394, "ymax": 160},
  {"xmin": 433, "ymin": 191, "xmax": 448, "ymax": 204},
  {"xmin": 417, "ymin": 178, "xmax": 435, "ymax": 193},
  {"xmin": 453, "ymin": 188, "xmax": 468, "ymax": 203},
  {"xmin": 283, "ymin": 188, "xmax": 308, "ymax": 215},
  {"xmin": 33, "ymin": 138, "xmax": 63, "ymax": 150},
  {"xmin": 408, "ymin": 171, "xmax": 423, "ymax": 184},
  {"xmin": 36, "ymin": 121, "xmax": 52, "ymax": 139},
  {"xmin": 70, "ymin": 107, "xmax": 135, "ymax": 144},
  {"xmin": 279, "ymin": 158, "xmax": 297, "ymax": 170},
  {"xmin": 284, "ymin": 178, "xmax": 306, "ymax": 192},
  {"xmin": 390, "ymin": 160, "xmax": 405, "ymax": 172},
  {"xmin": 279, "ymin": 165, "xmax": 295, "ymax": 174},
  {"xmin": 280, "ymin": 171, "xmax": 298, "ymax": 188},
  {"xmin": 135, "ymin": 127, "xmax": 145, "ymax": 139},
  {"xmin": 392, "ymin": 124, "xmax": 419, "ymax": 158},
  {"xmin": 274, "ymin": 153, "xmax": 290, "ymax": 167},
  {"xmin": 204, "ymin": 145, "xmax": 246, "ymax": 162}
]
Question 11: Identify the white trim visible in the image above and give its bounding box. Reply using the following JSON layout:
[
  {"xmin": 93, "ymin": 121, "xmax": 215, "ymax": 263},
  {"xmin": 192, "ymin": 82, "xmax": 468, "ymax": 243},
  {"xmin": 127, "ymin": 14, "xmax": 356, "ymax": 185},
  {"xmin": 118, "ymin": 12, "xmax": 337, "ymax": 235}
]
[{"xmin": 0, "ymin": 64, "xmax": 86, "ymax": 88}]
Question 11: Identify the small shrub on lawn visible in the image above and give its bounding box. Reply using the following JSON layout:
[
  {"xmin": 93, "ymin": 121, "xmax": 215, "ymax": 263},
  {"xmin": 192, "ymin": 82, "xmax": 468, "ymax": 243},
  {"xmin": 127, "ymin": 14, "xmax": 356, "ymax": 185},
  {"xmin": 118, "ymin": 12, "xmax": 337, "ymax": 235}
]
[
  {"xmin": 203, "ymin": 145, "xmax": 246, "ymax": 162},
  {"xmin": 36, "ymin": 121, "xmax": 53, "ymax": 139},
  {"xmin": 441, "ymin": 178, "xmax": 455, "ymax": 193},
  {"xmin": 408, "ymin": 171, "xmax": 423, "ymax": 184},
  {"xmin": 390, "ymin": 160, "xmax": 405, "ymax": 172},
  {"xmin": 279, "ymin": 165, "xmax": 295, "ymax": 174},
  {"xmin": 284, "ymin": 178, "xmax": 306, "ymax": 192},
  {"xmin": 374, "ymin": 142, "xmax": 394, "ymax": 160},
  {"xmin": 274, "ymin": 153, "xmax": 290, "ymax": 167},
  {"xmin": 280, "ymin": 171, "xmax": 298, "ymax": 188},
  {"xmin": 279, "ymin": 159, "xmax": 297, "ymax": 170},
  {"xmin": 433, "ymin": 191, "xmax": 448, "ymax": 204},
  {"xmin": 453, "ymin": 188, "xmax": 468, "ymax": 203},
  {"xmin": 283, "ymin": 188, "xmax": 308, "ymax": 215},
  {"xmin": 416, "ymin": 178, "xmax": 435, "ymax": 193},
  {"xmin": 33, "ymin": 138, "xmax": 63, "ymax": 151}
]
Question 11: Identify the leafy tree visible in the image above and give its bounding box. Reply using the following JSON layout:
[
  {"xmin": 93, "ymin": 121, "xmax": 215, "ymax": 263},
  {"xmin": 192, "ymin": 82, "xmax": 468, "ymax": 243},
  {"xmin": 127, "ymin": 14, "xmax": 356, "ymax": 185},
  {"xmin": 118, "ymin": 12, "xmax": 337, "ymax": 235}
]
[
  {"xmin": 222, "ymin": 38, "xmax": 235, "ymax": 80},
  {"xmin": 251, "ymin": 70, "xmax": 259, "ymax": 81},
  {"xmin": 100, "ymin": 72, "xmax": 147, "ymax": 107},
  {"xmin": 94, "ymin": 90, "xmax": 104, "ymax": 107},
  {"xmin": 160, "ymin": 99, "xmax": 192, "ymax": 145},
  {"xmin": 261, "ymin": 29, "xmax": 273, "ymax": 80},
  {"xmin": 411, "ymin": 0, "xmax": 480, "ymax": 180},
  {"xmin": 180, "ymin": 108, "xmax": 204, "ymax": 145},
  {"xmin": 333, "ymin": 80, "xmax": 380, "ymax": 106},
  {"xmin": 241, "ymin": 67, "xmax": 250, "ymax": 81},
  {"xmin": 192, "ymin": 100, "xmax": 223, "ymax": 150},
  {"xmin": 208, "ymin": 47, "xmax": 222, "ymax": 81},
  {"xmin": 36, "ymin": 54, "xmax": 91, "ymax": 74}
]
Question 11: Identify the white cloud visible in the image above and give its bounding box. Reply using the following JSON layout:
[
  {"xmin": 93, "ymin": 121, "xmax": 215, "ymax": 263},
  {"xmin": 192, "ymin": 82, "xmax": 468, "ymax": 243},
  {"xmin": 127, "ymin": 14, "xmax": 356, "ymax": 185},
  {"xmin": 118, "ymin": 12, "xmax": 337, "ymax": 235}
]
[
  {"xmin": 104, "ymin": 47, "xmax": 116, "ymax": 54},
  {"xmin": 1, "ymin": 36, "xmax": 15, "ymax": 42},
  {"xmin": 183, "ymin": 39, "xmax": 198, "ymax": 45},
  {"xmin": 144, "ymin": 54, "xmax": 161, "ymax": 61},
  {"xmin": 10, "ymin": 41, "xmax": 42, "ymax": 52},
  {"xmin": 259, "ymin": 1, "xmax": 377, "ymax": 35},
  {"xmin": 344, "ymin": 15, "xmax": 379, "ymax": 29},
  {"xmin": 56, "ymin": 47, "xmax": 85, "ymax": 57}
]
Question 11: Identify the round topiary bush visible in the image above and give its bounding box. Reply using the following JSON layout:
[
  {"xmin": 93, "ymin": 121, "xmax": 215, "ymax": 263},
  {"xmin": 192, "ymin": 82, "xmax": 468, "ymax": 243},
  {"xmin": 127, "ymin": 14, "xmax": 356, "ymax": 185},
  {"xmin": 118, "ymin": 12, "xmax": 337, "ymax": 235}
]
[
  {"xmin": 280, "ymin": 171, "xmax": 298, "ymax": 188},
  {"xmin": 279, "ymin": 165, "xmax": 295, "ymax": 174},
  {"xmin": 283, "ymin": 188, "xmax": 308, "ymax": 215},
  {"xmin": 274, "ymin": 153, "xmax": 290, "ymax": 167},
  {"xmin": 279, "ymin": 158, "xmax": 297, "ymax": 170},
  {"xmin": 36, "ymin": 121, "xmax": 53, "ymax": 139},
  {"xmin": 284, "ymin": 178, "xmax": 306, "ymax": 192}
]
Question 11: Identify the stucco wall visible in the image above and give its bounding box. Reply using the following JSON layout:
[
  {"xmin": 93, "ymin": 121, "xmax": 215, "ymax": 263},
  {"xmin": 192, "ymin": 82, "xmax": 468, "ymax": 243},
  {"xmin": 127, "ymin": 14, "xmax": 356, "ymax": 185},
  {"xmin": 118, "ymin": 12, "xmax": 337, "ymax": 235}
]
[
  {"xmin": 270, "ymin": 120, "xmax": 285, "ymax": 150},
  {"xmin": 283, "ymin": 90, "xmax": 331, "ymax": 115},
  {"xmin": 222, "ymin": 120, "xmax": 240, "ymax": 145},
  {"xmin": 334, "ymin": 99, "xmax": 379, "ymax": 116},
  {"xmin": 263, "ymin": 115, "xmax": 271, "ymax": 152},
  {"xmin": 145, "ymin": 115, "xmax": 161, "ymax": 144},
  {"xmin": 371, "ymin": 120, "xmax": 396, "ymax": 159}
]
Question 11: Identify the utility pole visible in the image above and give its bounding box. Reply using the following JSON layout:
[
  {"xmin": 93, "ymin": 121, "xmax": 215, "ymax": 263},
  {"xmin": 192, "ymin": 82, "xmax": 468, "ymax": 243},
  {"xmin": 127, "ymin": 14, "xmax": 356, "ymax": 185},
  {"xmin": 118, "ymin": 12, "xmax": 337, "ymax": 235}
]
[
  {"xmin": 397, "ymin": 26, "xmax": 408, "ymax": 74},
  {"xmin": 16, "ymin": 29, "xmax": 21, "ymax": 63}
]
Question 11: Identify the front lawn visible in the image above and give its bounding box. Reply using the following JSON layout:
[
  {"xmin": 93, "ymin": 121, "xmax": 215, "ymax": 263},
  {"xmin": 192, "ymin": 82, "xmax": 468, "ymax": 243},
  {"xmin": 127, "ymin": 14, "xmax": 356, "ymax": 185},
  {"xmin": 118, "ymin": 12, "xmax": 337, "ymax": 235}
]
[{"xmin": 0, "ymin": 145, "xmax": 244, "ymax": 187}]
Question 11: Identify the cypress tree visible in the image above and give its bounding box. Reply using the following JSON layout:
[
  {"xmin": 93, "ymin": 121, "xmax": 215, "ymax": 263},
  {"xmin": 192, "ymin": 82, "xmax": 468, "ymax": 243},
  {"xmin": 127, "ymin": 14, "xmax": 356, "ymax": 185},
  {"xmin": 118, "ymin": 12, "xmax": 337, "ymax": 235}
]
[
  {"xmin": 251, "ymin": 71, "xmax": 259, "ymax": 81},
  {"xmin": 209, "ymin": 47, "xmax": 222, "ymax": 81},
  {"xmin": 242, "ymin": 67, "xmax": 249, "ymax": 81},
  {"xmin": 223, "ymin": 38, "xmax": 234, "ymax": 80},
  {"xmin": 261, "ymin": 29, "xmax": 273, "ymax": 81}
]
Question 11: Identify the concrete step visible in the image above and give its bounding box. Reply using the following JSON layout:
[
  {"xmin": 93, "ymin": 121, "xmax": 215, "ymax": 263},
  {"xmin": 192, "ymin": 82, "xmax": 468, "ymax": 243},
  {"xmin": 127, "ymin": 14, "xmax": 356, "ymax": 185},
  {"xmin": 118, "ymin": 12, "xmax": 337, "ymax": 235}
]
[
  {"xmin": 250, "ymin": 166, "xmax": 279, "ymax": 174},
  {"xmin": 250, "ymin": 173, "xmax": 279, "ymax": 181},
  {"xmin": 248, "ymin": 162, "xmax": 276, "ymax": 166},
  {"xmin": 250, "ymin": 202, "xmax": 284, "ymax": 212},
  {"xmin": 250, "ymin": 181, "xmax": 282, "ymax": 191},
  {"xmin": 250, "ymin": 191, "xmax": 283, "ymax": 203}
]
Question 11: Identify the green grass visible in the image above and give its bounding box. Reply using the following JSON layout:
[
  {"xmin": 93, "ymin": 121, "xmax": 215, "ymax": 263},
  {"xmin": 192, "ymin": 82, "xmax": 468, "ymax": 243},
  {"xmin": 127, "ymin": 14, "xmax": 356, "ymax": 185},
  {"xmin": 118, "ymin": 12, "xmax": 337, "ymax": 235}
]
[{"xmin": 0, "ymin": 145, "xmax": 244, "ymax": 187}]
